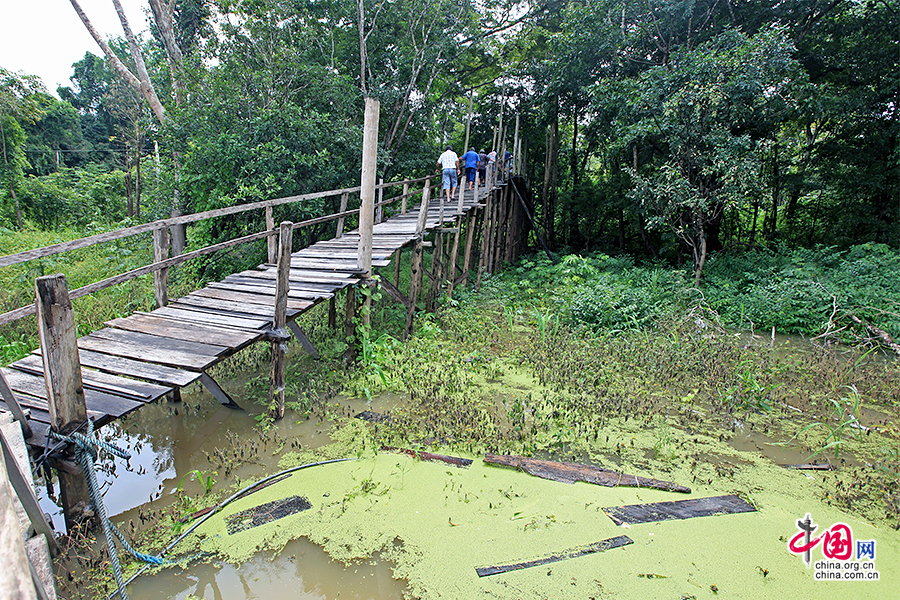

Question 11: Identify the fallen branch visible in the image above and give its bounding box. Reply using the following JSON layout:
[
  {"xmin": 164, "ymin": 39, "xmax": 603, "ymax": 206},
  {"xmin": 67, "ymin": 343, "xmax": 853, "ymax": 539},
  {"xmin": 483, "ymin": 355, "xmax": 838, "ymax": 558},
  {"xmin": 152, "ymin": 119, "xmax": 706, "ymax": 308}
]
[
  {"xmin": 849, "ymin": 314, "xmax": 900, "ymax": 356},
  {"xmin": 382, "ymin": 446, "xmax": 473, "ymax": 468}
]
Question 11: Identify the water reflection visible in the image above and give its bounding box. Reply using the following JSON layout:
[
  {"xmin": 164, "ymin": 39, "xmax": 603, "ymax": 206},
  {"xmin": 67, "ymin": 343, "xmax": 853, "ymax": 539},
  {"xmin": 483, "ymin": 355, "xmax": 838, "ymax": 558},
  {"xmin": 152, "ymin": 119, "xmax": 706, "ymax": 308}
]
[{"xmin": 129, "ymin": 539, "xmax": 406, "ymax": 600}]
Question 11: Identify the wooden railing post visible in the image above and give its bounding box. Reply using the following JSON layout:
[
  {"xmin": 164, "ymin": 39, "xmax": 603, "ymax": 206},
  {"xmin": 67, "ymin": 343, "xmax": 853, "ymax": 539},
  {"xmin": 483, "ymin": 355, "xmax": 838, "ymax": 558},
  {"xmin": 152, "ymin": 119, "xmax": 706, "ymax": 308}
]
[
  {"xmin": 152, "ymin": 228, "xmax": 169, "ymax": 308},
  {"xmin": 336, "ymin": 192, "xmax": 349, "ymax": 238},
  {"xmin": 376, "ymin": 177, "xmax": 384, "ymax": 224},
  {"xmin": 265, "ymin": 206, "xmax": 277, "ymax": 264},
  {"xmin": 401, "ymin": 182, "xmax": 409, "ymax": 214},
  {"xmin": 35, "ymin": 274, "xmax": 91, "ymax": 529},
  {"xmin": 269, "ymin": 222, "xmax": 292, "ymax": 421},
  {"xmin": 358, "ymin": 97, "xmax": 380, "ymax": 278}
]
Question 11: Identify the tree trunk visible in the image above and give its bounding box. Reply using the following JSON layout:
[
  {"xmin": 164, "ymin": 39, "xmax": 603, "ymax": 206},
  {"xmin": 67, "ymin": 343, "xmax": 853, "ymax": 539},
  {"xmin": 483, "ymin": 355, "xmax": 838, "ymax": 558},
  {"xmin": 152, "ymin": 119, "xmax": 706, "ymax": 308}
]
[
  {"xmin": 571, "ymin": 107, "xmax": 579, "ymax": 192},
  {"xmin": 0, "ymin": 119, "xmax": 23, "ymax": 229}
]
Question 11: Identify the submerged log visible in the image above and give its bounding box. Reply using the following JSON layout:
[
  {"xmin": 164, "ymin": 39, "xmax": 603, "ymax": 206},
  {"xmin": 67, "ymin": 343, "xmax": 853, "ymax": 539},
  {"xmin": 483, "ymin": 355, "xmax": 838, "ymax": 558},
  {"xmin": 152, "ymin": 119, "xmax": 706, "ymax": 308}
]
[
  {"xmin": 483, "ymin": 454, "xmax": 690, "ymax": 493},
  {"xmin": 382, "ymin": 446, "xmax": 473, "ymax": 468}
]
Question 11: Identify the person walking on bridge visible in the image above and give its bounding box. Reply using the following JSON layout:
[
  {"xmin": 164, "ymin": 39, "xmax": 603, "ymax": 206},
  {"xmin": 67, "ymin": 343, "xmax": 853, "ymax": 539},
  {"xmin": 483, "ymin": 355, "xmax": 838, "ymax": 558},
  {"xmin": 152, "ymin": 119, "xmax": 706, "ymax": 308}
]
[
  {"xmin": 436, "ymin": 146, "xmax": 460, "ymax": 202},
  {"xmin": 461, "ymin": 147, "xmax": 479, "ymax": 190}
]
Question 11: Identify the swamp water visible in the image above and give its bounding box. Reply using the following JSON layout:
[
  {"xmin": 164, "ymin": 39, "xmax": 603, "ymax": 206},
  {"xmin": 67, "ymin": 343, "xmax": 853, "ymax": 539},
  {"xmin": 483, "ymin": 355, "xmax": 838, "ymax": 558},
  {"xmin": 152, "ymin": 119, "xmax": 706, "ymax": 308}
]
[{"xmin": 46, "ymin": 342, "xmax": 898, "ymax": 600}]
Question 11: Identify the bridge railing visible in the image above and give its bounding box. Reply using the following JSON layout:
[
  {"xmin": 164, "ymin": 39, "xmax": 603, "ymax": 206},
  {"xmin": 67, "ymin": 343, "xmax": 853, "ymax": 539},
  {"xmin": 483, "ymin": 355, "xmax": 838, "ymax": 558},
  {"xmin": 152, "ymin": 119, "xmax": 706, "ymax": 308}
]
[{"xmin": 0, "ymin": 175, "xmax": 436, "ymax": 326}]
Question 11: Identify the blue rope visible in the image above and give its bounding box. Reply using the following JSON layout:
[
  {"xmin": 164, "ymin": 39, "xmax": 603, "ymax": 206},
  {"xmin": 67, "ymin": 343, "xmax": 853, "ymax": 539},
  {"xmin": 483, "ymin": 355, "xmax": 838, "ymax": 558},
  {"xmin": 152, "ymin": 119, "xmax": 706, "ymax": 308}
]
[{"xmin": 52, "ymin": 420, "xmax": 164, "ymax": 599}]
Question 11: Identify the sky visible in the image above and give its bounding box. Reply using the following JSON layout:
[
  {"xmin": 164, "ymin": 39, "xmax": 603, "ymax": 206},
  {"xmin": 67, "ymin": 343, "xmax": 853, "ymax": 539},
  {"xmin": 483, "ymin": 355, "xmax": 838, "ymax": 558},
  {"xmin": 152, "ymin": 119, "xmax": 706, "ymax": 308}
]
[{"xmin": 0, "ymin": 0, "xmax": 148, "ymax": 94}]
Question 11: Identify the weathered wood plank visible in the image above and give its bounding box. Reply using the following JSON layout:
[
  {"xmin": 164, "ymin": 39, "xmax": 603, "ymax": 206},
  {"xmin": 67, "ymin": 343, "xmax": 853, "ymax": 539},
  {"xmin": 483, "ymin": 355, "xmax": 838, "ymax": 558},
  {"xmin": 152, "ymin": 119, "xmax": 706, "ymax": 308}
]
[
  {"xmin": 218, "ymin": 276, "xmax": 337, "ymax": 294},
  {"xmin": 11, "ymin": 355, "xmax": 171, "ymax": 401},
  {"xmin": 88, "ymin": 327, "xmax": 229, "ymax": 357},
  {"xmin": 209, "ymin": 281, "xmax": 334, "ymax": 301},
  {"xmin": 189, "ymin": 287, "xmax": 315, "ymax": 310},
  {"xmin": 77, "ymin": 336, "xmax": 217, "ymax": 371},
  {"xmin": 173, "ymin": 295, "xmax": 304, "ymax": 320},
  {"xmin": 148, "ymin": 306, "xmax": 270, "ymax": 331},
  {"xmin": 474, "ymin": 536, "xmax": 633, "ymax": 578},
  {"xmin": 602, "ymin": 495, "xmax": 757, "ymax": 526},
  {"xmin": 106, "ymin": 314, "xmax": 259, "ymax": 350},
  {"xmin": 0, "ymin": 369, "xmax": 144, "ymax": 418},
  {"xmin": 70, "ymin": 349, "xmax": 200, "ymax": 387},
  {"xmin": 482, "ymin": 454, "xmax": 691, "ymax": 493}
]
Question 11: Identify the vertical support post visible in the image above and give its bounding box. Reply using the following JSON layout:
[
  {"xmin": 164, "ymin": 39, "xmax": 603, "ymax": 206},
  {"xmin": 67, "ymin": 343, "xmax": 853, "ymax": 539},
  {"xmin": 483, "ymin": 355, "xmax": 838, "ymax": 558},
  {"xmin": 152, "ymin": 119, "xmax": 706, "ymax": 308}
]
[
  {"xmin": 474, "ymin": 169, "xmax": 480, "ymax": 201},
  {"xmin": 404, "ymin": 238, "xmax": 424, "ymax": 340},
  {"xmin": 393, "ymin": 248, "xmax": 402, "ymax": 288},
  {"xmin": 401, "ymin": 182, "xmax": 409, "ymax": 214},
  {"xmin": 494, "ymin": 187, "xmax": 508, "ymax": 271},
  {"xmin": 344, "ymin": 287, "xmax": 358, "ymax": 361},
  {"xmin": 152, "ymin": 228, "xmax": 169, "ymax": 308},
  {"xmin": 461, "ymin": 210, "xmax": 477, "ymax": 287},
  {"xmin": 376, "ymin": 178, "xmax": 384, "ymax": 224},
  {"xmin": 427, "ymin": 233, "xmax": 443, "ymax": 311},
  {"xmin": 269, "ymin": 222, "xmax": 292, "ymax": 420},
  {"xmin": 336, "ymin": 192, "xmax": 349, "ymax": 239},
  {"xmin": 447, "ymin": 216, "xmax": 462, "ymax": 298},
  {"xmin": 35, "ymin": 274, "xmax": 90, "ymax": 529},
  {"xmin": 358, "ymin": 97, "xmax": 380, "ymax": 277},
  {"xmin": 328, "ymin": 296, "xmax": 337, "ymax": 328},
  {"xmin": 457, "ymin": 171, "xmax": 465, "ymax": 213},
  {"xmin": 265, "ymin": 206, "xmax": 277, "ymax": 264}
]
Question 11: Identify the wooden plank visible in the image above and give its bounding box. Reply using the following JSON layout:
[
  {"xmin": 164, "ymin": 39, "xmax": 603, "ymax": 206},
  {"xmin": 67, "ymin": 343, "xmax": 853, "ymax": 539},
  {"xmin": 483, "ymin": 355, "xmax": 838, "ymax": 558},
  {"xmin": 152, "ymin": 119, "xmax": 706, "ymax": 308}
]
[
  {"xmin": 482, "ymin": 454, "xmax": 691, "ymax": 493},
  {"xmin": 0, "ymin": 369, "xmax": 143, "ymax": 418},
  {"xmin": 77, "ymin": 336, "xmax": 217, "ymax": 371},
  {"xmin": 602, "ymin": 495, "xmax": 757, "ymax": 526},
  {"xmin": 71, "ymin": 349, "xmax": 200, "ymax": 388},
  {"xmin": 475, "ymin": 536, "xmax": 633, "ymax": 577},
  {"xmin": 210, "ymin": 280, "xmax": 335, "ymax": 299},
  {"xmin": 239, "ymin": 269, "xmax": 360, "ymax": 286},
  {"xmin": 173, "ymin": 295, "xmax": 305, "ymax": 319},
  {"xmin": 190, "ymin": 287, "xmax": 316, "ymax": 310},
  {"xmin": 88, "ymin": 327, "xmax": 229, "ymax": 357},
  {"xmin": 220, "ymin": 275, "xmax": 337, "ymax": 293},
  {"xmin": 148, "ymin": 306, "xmax": 270, "ymax": 331},
  {"xmin": 106, "ymin": 314, "xmax": 259, "ymax": 350},
  {"xmin": 11, "ymin": 356, "xmax": 171, "ymax": 402}
]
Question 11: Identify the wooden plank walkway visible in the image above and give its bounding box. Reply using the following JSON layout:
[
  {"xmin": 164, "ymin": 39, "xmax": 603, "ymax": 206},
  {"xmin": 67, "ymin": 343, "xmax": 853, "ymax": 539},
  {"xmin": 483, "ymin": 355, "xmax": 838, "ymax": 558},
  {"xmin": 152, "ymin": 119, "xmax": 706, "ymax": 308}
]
[{"xmin": 1, "ymin": 188, "xmax": 487, "ymax": 449}]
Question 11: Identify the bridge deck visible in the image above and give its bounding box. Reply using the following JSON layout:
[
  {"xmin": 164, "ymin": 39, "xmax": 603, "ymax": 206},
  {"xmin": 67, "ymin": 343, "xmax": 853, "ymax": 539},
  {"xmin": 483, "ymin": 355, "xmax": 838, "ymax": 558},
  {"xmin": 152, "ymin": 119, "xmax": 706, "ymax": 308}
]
[{"xmin": 1, "ymin": 190, "xmax": 486, "ymax": 449}]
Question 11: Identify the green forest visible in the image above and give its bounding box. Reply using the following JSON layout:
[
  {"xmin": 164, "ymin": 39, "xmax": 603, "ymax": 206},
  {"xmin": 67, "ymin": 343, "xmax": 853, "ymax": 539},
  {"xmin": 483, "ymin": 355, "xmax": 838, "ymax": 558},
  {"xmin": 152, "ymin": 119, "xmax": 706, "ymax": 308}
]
[{"xmin": 3, "ymin": 0, "xmax": 897, "ymax": 263}]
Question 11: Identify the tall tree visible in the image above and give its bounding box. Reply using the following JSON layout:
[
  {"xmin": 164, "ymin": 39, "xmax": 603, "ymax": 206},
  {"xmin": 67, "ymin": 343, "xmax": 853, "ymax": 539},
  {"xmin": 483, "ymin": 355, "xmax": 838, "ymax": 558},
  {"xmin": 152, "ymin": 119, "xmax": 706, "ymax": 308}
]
[{"xmin": 0, "ymin": 68, "xmax": 45, "ymax": 228}]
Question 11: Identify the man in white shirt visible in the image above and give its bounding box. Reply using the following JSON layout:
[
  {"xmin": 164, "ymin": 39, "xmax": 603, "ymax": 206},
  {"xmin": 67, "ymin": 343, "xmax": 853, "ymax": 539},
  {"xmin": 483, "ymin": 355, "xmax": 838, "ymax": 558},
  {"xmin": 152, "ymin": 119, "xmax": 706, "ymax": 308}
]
[{"xmin": 436, "ymin": 146, "xmax": 460, "ymax": 202}]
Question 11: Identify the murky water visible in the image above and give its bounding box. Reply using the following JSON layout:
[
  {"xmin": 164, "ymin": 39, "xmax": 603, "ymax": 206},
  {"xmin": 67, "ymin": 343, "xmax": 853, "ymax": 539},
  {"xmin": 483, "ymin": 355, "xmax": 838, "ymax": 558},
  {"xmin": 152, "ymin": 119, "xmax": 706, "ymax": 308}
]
[
  {"xmin": 38, "ymin": 371, "xmax": 408, "ymax": 598},
  {"xmin": 129, "ymin": 540, "xmax": 405, "ymax": 599}
]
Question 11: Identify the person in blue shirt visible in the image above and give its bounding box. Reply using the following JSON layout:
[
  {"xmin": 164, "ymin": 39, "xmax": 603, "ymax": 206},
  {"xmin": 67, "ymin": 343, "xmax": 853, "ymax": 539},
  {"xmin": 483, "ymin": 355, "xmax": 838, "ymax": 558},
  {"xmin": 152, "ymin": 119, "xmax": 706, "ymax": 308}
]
[{"xmin": 461, "ymin": 147, "xmax": 479, "ymax": 190}]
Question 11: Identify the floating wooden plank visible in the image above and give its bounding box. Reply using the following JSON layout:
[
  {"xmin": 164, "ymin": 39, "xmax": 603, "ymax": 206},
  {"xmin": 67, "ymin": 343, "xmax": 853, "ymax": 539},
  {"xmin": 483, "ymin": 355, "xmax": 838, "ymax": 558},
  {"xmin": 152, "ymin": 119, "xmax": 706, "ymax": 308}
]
[
  {"xmin": 225, "ymin": 495, "xmax": 311, "ymax": 534},
  {"xmin": 106, "ymin": 313, "xmax": 259, "ymax": 350},
  {"xmin": 77, "ymin": 336, "xmax": 218, "ymax": 371},
  {"xmin": 785, "ymin": 463, "xmax": 835, "ymax": 471},
  {"xmin": 11, "ymin": 355, "xmax": 171, "ymax": 401},
  {"xmin": 0, "ymin": 369, "xmax": 143, "ymax": 418},
  {"xmin": 483, "ymin": 454, "xmax": 691, "ymax": 494},
  {"xmin": 148, "ymin": 306, "xmax": 270, "ymax": 331},
  {"xmin": 475, "ymin": 536, "xmax": 633, "ymax": 577},
  {"xmin": 381, "ymin": 446, "xmax": 472, "ymax": 468},
  {"xmin": 88, "ymin": 327, "xmax": 230, "ymax": 357},
  {"xmin": 602, "ymin": 494, "xmax": 757, "ymax": 526}
]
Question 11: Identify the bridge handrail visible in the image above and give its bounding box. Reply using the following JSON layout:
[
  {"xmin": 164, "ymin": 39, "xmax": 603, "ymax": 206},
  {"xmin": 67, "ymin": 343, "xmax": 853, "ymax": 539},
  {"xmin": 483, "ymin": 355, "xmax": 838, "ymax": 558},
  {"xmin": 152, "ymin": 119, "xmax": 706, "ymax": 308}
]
[
  {"xmin": 0, "ymin": 176, "xmax": 431, "ymax": 269},
  {"xmin": 0, "ymin": 175, "xmax": 434, "ymax": 326}
]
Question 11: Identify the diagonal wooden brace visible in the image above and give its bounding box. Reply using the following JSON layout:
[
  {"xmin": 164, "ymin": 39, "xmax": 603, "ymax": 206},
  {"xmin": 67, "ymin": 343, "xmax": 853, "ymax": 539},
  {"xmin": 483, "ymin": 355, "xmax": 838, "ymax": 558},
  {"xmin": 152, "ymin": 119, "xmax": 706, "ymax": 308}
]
[
  {"xmin": 199, "ymin": 372, "xmax": 242, "ymax": 409},
  {"xmin": 287, "ymin": 321, "xmax": 320, "ymax": 359}
]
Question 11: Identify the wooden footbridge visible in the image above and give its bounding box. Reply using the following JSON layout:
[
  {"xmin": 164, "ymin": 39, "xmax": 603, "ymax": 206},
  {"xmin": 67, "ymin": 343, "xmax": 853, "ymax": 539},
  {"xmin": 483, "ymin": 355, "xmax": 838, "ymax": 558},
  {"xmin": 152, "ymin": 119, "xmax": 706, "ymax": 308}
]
[{"xmin": 0, "ymin": 163, "xmax": 532, "ymax": 459}]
